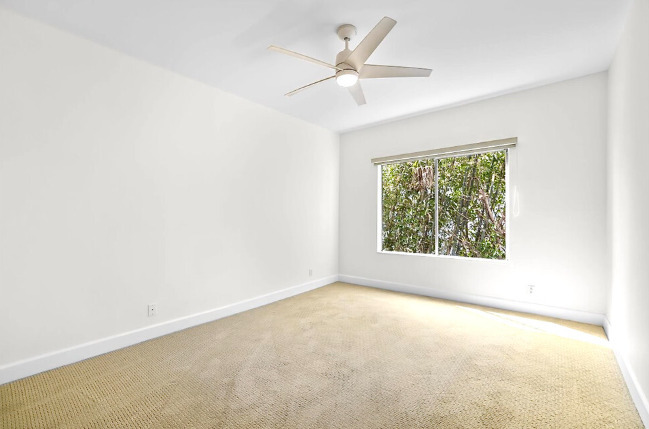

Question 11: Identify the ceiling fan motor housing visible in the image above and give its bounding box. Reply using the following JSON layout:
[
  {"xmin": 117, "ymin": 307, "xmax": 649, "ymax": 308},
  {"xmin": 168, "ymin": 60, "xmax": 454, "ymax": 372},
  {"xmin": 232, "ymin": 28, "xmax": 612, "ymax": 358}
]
[
  {"xmin": 335, "ymin": 47, "xmax": 358, "ymax": 87},
  {"xmin": 336, "ymin": 49, "xmax": 354, "ymax": 70}
]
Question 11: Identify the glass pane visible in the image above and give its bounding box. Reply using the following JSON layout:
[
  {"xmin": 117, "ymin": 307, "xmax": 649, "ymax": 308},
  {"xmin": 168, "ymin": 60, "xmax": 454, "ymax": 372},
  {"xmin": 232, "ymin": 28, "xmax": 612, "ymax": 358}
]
[
  {"xmin": 381, "ymin": 159, "xmax": 436, "ymax": 254},
  {"xmin": 437, "ymin": 151, "xmax": 506, "ymax": 259}
]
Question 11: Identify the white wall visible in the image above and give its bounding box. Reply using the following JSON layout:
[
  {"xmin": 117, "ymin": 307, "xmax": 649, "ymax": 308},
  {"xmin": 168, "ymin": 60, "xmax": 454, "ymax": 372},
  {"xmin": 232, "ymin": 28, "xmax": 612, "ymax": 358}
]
[
  {"xmin": 0, "ymin": 8, "xmax": 339, "ymax": 368},
  {"xmin": 607, "ymin": 0, "xmax": 649, "ymax": 422},
  {"xmin": 340, "ymin": 73, "xmax": 608, "ymax": 316}
]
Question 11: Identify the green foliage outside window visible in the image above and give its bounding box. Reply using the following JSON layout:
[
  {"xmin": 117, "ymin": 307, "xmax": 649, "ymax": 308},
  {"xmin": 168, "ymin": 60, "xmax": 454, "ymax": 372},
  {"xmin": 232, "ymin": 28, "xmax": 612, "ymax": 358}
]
[{"xmin": 381, "ymin": 151, "xmax": 506, "ymax": 259}]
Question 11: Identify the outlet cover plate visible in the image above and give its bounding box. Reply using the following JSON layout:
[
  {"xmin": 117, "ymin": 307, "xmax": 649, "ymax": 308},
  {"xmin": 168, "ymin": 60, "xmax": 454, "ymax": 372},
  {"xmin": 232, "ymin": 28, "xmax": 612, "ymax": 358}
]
[{"xmin": 147, "ymin": 304, "xmax": 157, "ymax": 317}]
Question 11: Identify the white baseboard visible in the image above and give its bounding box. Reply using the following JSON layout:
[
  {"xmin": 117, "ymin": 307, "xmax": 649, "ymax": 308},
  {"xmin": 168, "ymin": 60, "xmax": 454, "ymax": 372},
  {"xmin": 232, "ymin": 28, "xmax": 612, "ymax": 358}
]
[
  {"xmin": 602, "ymin": 317, "xmax": 612, "ymax": 340},
  {"xmin": 338, "ymin": 274, "xmax": 605, "ymax": 325},
  {"xmin": 603, "ymin": 317, "xmax": 649, "ymax": 427},
  {"xmin": 0, "ymin": 275, "xmax": 338, "ymax": 386}
]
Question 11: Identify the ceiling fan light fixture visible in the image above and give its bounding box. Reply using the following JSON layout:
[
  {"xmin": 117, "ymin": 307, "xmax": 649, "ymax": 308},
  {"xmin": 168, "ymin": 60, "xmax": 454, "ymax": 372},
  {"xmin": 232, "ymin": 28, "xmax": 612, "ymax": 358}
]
[{"xmin": 336, "ymin": 69, "xmax": 359, "ymax": 87}]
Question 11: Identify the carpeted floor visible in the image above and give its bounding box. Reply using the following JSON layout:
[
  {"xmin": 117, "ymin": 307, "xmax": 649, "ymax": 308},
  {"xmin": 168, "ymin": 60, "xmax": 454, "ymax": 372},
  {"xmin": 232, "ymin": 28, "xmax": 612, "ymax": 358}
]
[{"xmin": 0, "ymin": 283, "xmax": 643, "ymax": 428}]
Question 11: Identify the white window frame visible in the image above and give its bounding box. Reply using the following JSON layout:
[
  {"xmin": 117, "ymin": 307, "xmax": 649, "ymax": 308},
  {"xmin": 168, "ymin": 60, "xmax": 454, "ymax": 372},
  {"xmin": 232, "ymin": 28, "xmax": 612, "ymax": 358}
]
[{"xmin": 375, "ymin": 139, "xmax": 515, "ymax": 261}]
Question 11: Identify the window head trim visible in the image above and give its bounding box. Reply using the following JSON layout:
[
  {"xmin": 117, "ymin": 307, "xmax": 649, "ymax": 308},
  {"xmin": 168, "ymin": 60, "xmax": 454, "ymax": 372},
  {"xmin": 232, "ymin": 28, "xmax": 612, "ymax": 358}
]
[{"xmin": 371, "ymin": 137, "xmax": 517, "ymax": 165}]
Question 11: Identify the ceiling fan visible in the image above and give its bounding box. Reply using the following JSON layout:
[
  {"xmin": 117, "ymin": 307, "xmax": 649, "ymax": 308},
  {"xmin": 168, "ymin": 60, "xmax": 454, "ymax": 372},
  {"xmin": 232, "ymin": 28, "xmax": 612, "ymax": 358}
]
[{"xmin": 268, "ymin": 16, "xmax": 432, "ymax": 106}]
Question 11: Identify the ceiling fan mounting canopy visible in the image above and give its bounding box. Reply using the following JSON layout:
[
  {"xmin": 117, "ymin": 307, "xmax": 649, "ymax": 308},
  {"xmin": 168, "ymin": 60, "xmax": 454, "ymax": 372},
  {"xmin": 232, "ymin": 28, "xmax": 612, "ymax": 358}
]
[
  {"xmin": 268, "ymin": 17, "xmax": 432, "ymax": 106},
  {"xmin": 336, "ymin": 24, "xmax": 357, "ymax": 41}
]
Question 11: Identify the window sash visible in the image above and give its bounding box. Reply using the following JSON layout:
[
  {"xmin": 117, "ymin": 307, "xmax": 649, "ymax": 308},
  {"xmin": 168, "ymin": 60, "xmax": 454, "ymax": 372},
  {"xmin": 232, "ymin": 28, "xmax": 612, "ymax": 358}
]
[{"xmin": 378, "ymin": 145, "xmax": 510, "ymax": 260}]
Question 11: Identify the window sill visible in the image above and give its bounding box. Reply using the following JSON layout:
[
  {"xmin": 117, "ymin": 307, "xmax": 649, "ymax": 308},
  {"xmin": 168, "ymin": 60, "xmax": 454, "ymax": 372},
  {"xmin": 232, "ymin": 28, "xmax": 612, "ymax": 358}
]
[{"xmin": 377, "ymin": 250, "xmax": 508, "ymax": 263}]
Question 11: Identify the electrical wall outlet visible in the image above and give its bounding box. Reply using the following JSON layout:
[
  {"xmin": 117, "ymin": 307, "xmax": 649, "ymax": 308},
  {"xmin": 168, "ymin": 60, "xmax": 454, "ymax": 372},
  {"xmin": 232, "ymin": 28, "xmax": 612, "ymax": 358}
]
[
  {"xmin": 147, "ymin": 303, "xmax": 158, "ymax": 317},
  {"xmin": 309, "ymin": 268, "xmax": 313, "ymax": 277},
  {"xmin": 528, "ymin": 285, "xmax": 535, "ymax": 294}
]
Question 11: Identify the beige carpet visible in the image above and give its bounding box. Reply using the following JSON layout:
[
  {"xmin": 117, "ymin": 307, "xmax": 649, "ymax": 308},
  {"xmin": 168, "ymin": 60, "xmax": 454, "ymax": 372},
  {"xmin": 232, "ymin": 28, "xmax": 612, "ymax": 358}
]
[{"xmin": 1, "ymin": 283, "xmax": 643, "ymax": 428}]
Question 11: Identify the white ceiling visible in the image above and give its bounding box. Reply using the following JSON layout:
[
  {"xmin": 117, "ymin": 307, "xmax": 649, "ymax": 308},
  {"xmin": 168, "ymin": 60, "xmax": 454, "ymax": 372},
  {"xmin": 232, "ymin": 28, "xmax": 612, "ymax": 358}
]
[{"xmin": 0, "ymin": 0, "xmax": 633, "ymax": 132}]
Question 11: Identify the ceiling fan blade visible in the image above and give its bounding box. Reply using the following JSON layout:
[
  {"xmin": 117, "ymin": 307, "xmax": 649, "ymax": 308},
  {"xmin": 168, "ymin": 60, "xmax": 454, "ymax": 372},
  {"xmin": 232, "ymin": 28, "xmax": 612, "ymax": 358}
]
[
  {"xmin": 285, "ymin": 76, "xmax": 335, "ymax": 96},
  {"xmin": 344, "ymin": 17, "xmax": 397, "ymax": 70},
  {"xmin": 348, "ymin": 82, "xmax": 366, "ymax": 106},
  {"xmin": 360, "ymin": 64, "xmax": 432, "ymax": 79},
  {"xmin": 269, "ymin": 45, "xmax": 342, "ymax": 71}
]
